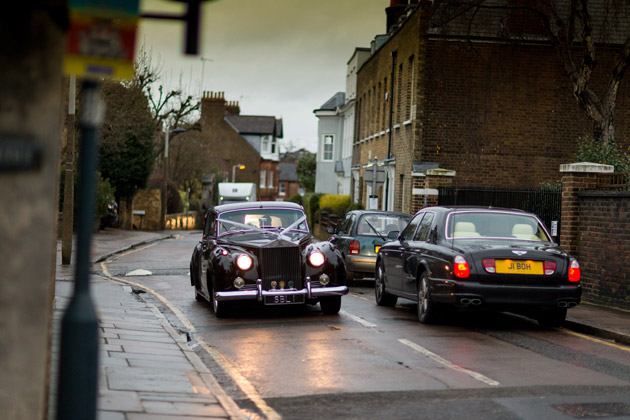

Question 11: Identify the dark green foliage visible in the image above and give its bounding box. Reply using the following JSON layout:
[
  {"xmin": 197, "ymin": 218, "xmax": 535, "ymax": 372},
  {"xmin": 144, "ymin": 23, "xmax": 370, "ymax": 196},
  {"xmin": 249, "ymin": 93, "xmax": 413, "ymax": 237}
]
[
  {"xmin": 99, "ymin": 81, "xmax": 155, "ymax": 202},
  {"xmin": 95, "ymin": 172, "xmax": 116, "ymax": 218},
  {"xmin": 303, "ymin": 192, "xmax": 322, "ymax": 227},
  {"xmin": 296, "ymin": 152, "xmax": 316, "ymax": 192},
  {"xmin": 573, "ymin": 136, "xmax": 630, "ymax": 172},
  {"xmin": 286, "ymin": 194, "xmax": 303, "ymax": 205},
  {"xmin": 346, "ymin": 201, "xmax": 365, "ymax": 212}
]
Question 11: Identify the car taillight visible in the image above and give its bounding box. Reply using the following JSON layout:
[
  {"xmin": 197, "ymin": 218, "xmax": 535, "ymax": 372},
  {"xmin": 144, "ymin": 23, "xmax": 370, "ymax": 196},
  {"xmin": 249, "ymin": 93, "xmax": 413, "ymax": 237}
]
[
  {"xmin": 568, "ymin": 258, "xmax": 580, "ymax": 282},
  {"xmin": 454, "ymin": 255, "xmax": 470, "ymax": 278},
  {"xmin": 482, "ymin": 259, "xmax": 496, "ymax": 273},
  {"xmin": 544, "ymin": 261, "xmax": 556, "ymax": 276},
  {"xmin": 349, "ymin": 240, "xmax": 360, "ymax": 255}
]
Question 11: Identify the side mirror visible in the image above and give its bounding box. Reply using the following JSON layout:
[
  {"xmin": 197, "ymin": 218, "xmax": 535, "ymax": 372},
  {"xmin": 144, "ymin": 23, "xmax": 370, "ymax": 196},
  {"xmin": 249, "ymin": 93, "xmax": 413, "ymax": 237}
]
[
  {"xmin": 326, "ymin": 226, "xmax": 336, "ymax": 234},
  {"xmin": 387, "ymin": 230, "xmax": 399, "ymax": 240}
]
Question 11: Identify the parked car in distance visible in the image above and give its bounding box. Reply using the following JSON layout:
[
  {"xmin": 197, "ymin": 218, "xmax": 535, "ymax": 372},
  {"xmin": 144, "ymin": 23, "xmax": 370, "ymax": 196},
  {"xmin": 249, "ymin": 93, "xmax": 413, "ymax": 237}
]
[
  {"xmin": 190, "ymin": 201, "xmax": 348, "ymax": 317},
  {"xmin": 328, "ymin": 210, "xmax": 411, "ymax": 283},
  {"xmin": 375, "ymin": 206, "xmax": 581, "ymax": 327}
]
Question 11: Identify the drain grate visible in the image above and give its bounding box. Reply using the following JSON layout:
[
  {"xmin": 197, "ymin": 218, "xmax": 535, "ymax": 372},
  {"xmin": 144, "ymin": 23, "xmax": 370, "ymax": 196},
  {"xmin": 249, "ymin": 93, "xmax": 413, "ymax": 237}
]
[{"xmin": 552, "ymin": 403, "xmax": 630, "ymax": 418}]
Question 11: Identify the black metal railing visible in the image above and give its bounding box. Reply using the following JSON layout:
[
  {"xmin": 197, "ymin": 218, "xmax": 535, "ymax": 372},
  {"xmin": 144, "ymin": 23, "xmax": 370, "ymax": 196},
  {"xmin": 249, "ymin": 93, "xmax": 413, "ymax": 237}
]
[{"xmin": 438, "ymin": 186, "xmax": 562, "ymax": 233}]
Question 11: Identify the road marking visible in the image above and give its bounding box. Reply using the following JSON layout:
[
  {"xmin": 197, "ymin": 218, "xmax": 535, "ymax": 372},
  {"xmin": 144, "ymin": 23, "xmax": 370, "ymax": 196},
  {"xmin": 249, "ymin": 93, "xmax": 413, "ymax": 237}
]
[
  {"xmin": 100, "ymin": 261, "xmax": 282, "ymax": 420},
  {"xmin": 340, "ymin": 310, "xmax": 378, "ymax": 328},
  {"xmin": 398, "ymin": 338, "xmax": 500, "ymax": 386},
  {"xmin": 558, "ymin": 328, "xmax": 630, "ymax": 353}
]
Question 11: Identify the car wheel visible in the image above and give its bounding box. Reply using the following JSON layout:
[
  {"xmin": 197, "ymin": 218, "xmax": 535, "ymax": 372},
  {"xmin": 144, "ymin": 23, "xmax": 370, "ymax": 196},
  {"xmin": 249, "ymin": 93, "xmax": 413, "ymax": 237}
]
[
  {"xmin": 375, "ymin": 262, "xmax": 397, "ymax": 307},
  {"xmin": 320, "ymin": 296, "xmax": 342, "ymax": 315},
  {"xmin": 417, "ymin": 271, "xmax": 437, "ymax": 324},
  {"xmin": 345, "ymin": 267, "xmax": 355, "ymax": 286},
  {"xmin": 536, "ymin": 307, "xmax": 567, "ymax": 328}
]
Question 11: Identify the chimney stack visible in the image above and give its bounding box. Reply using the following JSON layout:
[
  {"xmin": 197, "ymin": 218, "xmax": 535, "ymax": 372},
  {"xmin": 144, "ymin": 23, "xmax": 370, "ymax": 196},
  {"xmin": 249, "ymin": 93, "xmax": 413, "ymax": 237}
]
[
  {"xmin": 386, "ymin": 0, "xmax": 409, "ymax": 33},
  {"xmin": 200, "ymin": 91, "xmax": 226, "ymax": 131}
]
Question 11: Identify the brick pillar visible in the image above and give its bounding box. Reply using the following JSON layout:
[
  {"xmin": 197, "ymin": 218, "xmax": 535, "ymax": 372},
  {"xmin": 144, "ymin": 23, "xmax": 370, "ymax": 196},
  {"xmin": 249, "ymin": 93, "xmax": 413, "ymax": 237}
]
[
  {"xmin": 411, "ymin": 168, "xmax": 455, "ymax": 213},
  {"xmin": 559, "ymin": 162, "xmax": 613, "ymax": 255}
]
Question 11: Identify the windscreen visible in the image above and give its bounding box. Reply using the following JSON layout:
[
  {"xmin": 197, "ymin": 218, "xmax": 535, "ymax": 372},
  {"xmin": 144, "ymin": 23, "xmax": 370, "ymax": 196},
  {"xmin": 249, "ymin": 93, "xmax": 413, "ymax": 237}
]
[
  {"xmin": 447, "ymin": 212, "xmax": 551, "ymax": 242},
  {"xmin": 356, "ymin": 214, "xmax": 411, "ymax": 237},
  {"xmin": 218, "ymin": 208, "xmax": 308, "ymax": 234}
]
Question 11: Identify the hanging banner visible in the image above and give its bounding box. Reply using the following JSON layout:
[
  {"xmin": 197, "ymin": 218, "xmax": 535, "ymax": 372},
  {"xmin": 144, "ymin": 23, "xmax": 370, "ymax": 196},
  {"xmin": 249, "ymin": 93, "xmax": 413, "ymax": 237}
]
[{"xmin": 64, "ymin": 0, "xmax": 140, "ymax": 80}]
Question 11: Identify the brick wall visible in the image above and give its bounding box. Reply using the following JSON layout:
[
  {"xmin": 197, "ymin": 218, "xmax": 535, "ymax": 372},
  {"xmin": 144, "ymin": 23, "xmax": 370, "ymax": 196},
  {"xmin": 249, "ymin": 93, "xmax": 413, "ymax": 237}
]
[
  {"xmin": 560, "ymin": 164, "xmax": 630, "ymax": 310},
  {"xmin": 576, "ymin": 193, "xmax": 630, "ymax": 309},
  {"xmin": 199, "ymin": 92, "xmax": 260, "ymax": 186},
  {"xmin": 421, "ymin": 41, "xmax": 630, "ymax": 187},
  {"xmin": 354, "ymin": 4, "xmax": 630, "ymax": 214}
]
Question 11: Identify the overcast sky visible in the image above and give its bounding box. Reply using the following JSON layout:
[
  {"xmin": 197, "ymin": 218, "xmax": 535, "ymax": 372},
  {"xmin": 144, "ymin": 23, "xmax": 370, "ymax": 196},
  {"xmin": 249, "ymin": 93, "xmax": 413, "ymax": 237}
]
[{"xmin": 138, "ymin": 0, "xmax": 388, "ymax": 152}]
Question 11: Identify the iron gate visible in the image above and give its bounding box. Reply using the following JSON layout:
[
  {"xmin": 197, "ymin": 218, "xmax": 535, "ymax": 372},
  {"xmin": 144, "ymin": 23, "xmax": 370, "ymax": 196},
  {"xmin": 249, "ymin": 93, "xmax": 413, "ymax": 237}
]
[{"xmin": 438, "ymin": 186, "xmax": 562, "ymax": 236}]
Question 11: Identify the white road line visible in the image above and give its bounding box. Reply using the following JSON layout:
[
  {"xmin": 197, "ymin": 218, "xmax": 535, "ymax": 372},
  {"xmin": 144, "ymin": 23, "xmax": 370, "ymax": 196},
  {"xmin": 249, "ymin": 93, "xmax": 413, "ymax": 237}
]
[
  {"xmin": 340, "ymin": 310, "xmax": 378, "ymax": 328},
  {"xmin": 398, "ymin": 338, "xmax": 500, "ymax": 386},
  {"xmin": 100, "ymin": 261, "xmax": 282, "ymax": 420}
]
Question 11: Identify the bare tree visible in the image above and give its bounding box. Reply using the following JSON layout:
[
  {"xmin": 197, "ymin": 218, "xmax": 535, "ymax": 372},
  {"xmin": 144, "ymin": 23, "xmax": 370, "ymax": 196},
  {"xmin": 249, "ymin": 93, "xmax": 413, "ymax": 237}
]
[{"xmin": 133, "ymin": 46, "xmax": 200, "ymax": 157}]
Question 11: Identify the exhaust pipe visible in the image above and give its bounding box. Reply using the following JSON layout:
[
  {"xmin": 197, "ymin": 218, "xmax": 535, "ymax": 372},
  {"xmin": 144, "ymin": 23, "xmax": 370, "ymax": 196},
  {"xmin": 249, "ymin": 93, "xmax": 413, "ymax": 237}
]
[
  {"xmin": 557, "ymin": 301, "xmax": 568, "ymax": 308},
  {"xmin": 460, "ymin": 298, "xmax": 482, "ymax": 305}
]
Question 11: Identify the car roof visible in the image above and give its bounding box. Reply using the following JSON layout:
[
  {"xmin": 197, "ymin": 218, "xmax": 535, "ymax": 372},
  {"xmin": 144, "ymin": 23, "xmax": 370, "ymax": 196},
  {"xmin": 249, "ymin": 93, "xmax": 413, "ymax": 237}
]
[
  {"xmin": 350, "ymin": 210, "xmax": 411, "ymax": 217},
  {"xmin": 212, "ymin": 201, "xmax": 304, "ymax": 213},
  {"xmin": 419, "ymin": 206, "xmax": 532, "ymax": 215}
]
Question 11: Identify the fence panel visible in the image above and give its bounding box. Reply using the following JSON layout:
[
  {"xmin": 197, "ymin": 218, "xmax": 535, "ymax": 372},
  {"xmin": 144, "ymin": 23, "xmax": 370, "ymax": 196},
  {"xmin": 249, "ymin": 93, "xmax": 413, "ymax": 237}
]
[{"xmin": 438, "ymin": 186, "xmax": 562, "ymax": 235}]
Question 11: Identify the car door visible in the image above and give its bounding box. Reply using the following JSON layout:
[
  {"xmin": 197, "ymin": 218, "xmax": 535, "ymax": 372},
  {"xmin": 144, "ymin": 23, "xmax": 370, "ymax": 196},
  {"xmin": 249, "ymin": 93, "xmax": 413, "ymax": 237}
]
[
  {"xmin": 402, "ymin": 212, "xmax": 436, "ymax": 296},
  {"xmin": 329, "ymin": 213, "xmax": 355, "ymax": 258},
  {"xmin": 382, "ymin": 212, "xmax": 424, "ymax": 293},
  {"xmin": 199, "ymin": 211, "xmax": 217, "ymax": 297}
]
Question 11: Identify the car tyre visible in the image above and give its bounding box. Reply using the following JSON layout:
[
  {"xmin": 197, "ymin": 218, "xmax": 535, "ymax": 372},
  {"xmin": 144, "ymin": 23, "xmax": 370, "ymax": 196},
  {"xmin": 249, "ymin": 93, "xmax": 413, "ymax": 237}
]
[
  {"xmin": 536, "ymin": 307, "xmax": 567, "ymax": 328},
  {"xmin": 417, "ymin": 271, "xmax": 437, "ymax": 324},
  {"xmin": 320, "ymin": 296, "xmax": 342, "ymax": 315},
  {"xmin": 375, "ymin": 262, "xmax": 397, "ymax": 307},
  {"xmin": 345, "ymin": 267, "xmax": 355, "ymax": 286}
]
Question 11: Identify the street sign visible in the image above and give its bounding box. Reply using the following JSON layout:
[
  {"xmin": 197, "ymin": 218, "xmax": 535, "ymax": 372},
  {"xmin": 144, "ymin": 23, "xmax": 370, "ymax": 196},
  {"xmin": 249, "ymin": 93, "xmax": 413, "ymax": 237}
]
[
  {"xmin": 64, "ymin": 0, "xmax": 140, "ymax": 80},
  {"xmin": 364, "ymin": 167, "xmax": 386, "ymax": 183}
]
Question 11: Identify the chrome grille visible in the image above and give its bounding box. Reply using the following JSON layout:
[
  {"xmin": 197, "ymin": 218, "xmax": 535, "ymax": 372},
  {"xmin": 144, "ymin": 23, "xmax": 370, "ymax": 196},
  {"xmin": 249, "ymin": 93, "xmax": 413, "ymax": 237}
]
[{"xmin": 260, "ymin": 247, "xmax": 302, "ymax": 290}]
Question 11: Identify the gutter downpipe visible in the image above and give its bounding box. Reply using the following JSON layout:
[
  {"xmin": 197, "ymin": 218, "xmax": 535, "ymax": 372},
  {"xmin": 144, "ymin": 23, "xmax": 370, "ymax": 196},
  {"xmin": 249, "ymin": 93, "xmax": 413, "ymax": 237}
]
[{"xmin": 385, "ymin": 50, "xmax": 397, "ymax": 211}]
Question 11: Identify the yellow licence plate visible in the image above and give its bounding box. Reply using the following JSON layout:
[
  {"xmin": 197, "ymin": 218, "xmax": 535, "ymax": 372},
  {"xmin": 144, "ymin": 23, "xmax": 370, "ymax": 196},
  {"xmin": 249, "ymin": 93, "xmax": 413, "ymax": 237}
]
[
  {"xmin": 375, "ymin": 246, "xmax": 381, "ymax": 253},
  {"xmin": 495, "ymin": 260, "xmax": 543, "ymax": 275}
]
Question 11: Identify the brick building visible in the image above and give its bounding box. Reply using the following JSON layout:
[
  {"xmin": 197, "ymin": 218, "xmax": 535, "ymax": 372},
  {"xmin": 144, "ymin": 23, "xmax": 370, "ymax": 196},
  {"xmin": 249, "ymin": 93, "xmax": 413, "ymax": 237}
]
[
  {"xmin": 354, "ymin": 0, "xmax": 630, "ymax": 214},
  {"xmin": 199, "ymin": 92, "xmax": 283, "ymax": 201}
]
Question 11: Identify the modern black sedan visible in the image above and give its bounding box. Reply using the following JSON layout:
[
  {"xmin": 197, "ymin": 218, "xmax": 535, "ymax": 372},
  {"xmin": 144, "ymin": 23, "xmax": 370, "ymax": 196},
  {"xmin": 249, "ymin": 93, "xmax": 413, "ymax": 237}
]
[
  {"xmin": 190, "ymin": 201, "xmax": 348, "ymax": 317},
  {"xmin": 375, "ymin": 206, "xmax": 582, "ymax": 327}
]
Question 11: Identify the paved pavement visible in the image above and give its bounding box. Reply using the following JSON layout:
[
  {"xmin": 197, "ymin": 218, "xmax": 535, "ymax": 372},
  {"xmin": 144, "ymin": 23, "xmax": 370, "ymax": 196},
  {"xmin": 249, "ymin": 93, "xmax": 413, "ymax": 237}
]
[
  {"xmin": 51, "ymin": 228, "xmax": 630, "ymax": 419},
  {"xmin": 51, "ymin": 229, "xmax": 245, "ymax": 420}
]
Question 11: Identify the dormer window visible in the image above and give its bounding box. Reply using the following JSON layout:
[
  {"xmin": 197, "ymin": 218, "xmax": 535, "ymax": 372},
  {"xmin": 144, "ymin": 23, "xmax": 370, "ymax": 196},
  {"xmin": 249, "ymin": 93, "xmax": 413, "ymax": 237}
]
[{"xmin": 262, "ymin": 135, "xmax": 271, "ymax": 153}]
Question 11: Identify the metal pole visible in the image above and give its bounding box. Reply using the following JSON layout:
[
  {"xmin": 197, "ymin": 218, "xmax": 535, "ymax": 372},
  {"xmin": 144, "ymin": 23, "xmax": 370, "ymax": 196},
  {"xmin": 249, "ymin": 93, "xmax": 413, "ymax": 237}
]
[
  {"xmin": 61, "ymin": 75, "xmax": 76, "ymax": 265},
  {"xmin": 162, "ymin": 127, "xmax": 170, "ymax": 230},
  {"xmin": 372, "ymin": 158, "xmax": 377, "ymax": 209},
  {"xmin": 56, "ymin": 80, "xmax": 103, "ymax": 420}
]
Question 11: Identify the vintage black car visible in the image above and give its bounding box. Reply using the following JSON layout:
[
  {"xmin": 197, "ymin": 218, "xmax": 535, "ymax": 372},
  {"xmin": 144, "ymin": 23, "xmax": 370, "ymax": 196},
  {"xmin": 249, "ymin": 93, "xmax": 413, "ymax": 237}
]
[
  {"xmin": 328, "ymin": 210, "xmax": 411, "ymax": 283},
  {"xmin": 190, "ymin": 201, "xmax": 348, "ymax": 317},
  {"xmin": 375, "ymin": 206, "xmax": 581, "ymax": 327}
]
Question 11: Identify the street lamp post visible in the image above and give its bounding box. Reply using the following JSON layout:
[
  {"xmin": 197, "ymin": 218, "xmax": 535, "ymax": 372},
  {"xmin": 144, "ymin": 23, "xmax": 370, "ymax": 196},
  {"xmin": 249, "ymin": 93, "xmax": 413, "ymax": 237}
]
[
  {"xmin": 232, "ymin": 163, "xmax": 245, "ymax": 182},
  {"xmin": 162, "ymin": 127, "xmax": 186, "ymax": 230}
]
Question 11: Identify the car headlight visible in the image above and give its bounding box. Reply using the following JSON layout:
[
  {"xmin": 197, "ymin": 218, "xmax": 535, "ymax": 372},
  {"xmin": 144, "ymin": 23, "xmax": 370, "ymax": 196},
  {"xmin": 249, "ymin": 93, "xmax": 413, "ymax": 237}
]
[
  {"xmin": 309, "ymin": 251, "xmax": 325, "ymax": 267},
  {"xmin": 236, "ymin": 254, "xmax": 253, "ymax": 271}
]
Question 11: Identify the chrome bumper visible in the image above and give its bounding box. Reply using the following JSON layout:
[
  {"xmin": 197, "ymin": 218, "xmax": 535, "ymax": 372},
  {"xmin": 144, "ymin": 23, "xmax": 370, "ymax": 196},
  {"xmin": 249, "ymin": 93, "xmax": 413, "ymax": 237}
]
[{"xmin": 215, "ymin": 277, "xmax": 349, "ymax": 302}]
